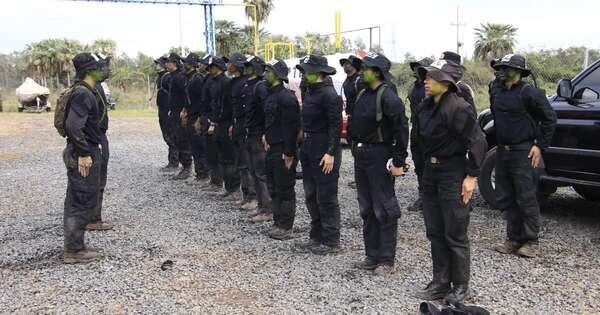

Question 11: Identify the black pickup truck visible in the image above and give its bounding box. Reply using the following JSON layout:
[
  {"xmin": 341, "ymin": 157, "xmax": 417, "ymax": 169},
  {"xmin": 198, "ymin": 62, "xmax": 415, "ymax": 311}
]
[{"xmin": 477, "ymin": 59, "xmax": 600, "ymax": 208}]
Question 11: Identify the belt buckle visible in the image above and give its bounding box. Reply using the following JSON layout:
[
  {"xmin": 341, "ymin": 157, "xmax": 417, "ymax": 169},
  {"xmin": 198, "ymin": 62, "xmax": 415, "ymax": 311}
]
[
  {"xmin": 357, "ymin": 143, "xmax": 363, "ymax": 148},
  {"xmin": 430, "ymin": 157, "xmax": 439, "ymax": 164},
  {"xmin": 503, "ymin": 145, "xmax": 511, "ymax": 151}
]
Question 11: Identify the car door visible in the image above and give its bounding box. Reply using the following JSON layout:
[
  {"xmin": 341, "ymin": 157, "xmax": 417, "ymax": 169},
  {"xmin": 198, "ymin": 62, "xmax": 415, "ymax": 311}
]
[{"xmin": 544, "ymin": 63, "xmax": 600, "ymax": 183}]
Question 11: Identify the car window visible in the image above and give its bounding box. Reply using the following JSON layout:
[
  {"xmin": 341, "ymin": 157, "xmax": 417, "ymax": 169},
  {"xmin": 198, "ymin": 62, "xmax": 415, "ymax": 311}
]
[{"xmin": 574, "ymin": 65, "xmax": 600, "ymax": 99}]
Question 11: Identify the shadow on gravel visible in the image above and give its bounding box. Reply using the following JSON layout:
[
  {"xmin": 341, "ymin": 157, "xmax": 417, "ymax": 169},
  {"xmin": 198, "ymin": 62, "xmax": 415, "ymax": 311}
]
[
  {"xmin": 0, "ymin": 223, "xmax": 61, "ymax": 243},
  {"xmin": 0, "ymin": 247, "xmax": 62, "ymax": 271}
]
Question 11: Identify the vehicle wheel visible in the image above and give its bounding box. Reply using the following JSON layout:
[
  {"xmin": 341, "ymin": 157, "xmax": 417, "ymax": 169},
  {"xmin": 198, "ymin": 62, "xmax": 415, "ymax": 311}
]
[
  {"xmin": 478, "ymin": 147, "xmax": 499, "ymax": 209},
  {"xmin": 574, "ymin": 186, "xmax": 600, "ymax": 202}
]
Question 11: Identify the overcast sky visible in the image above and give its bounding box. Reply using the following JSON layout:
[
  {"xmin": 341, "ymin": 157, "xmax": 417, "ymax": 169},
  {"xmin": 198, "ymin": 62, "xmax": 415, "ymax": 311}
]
[{"xmin": 1, "ymin": 0, "xmax": 599, "ymax": 61}]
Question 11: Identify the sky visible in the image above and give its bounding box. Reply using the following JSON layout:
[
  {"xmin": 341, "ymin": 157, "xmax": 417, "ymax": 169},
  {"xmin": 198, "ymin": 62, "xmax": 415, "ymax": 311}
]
[{"xmin": 1, "ymin": 0, "xmax": 600, "ymax": 61}]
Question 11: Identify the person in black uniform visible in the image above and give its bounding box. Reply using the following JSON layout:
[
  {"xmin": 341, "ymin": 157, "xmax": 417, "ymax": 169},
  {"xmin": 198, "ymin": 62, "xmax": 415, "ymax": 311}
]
[
  {"xmin": 225, "ymin": 53, "xmax": 256, "ymax": 205},
  {"xmin": 242, "ymin": 55, "xmax": 272, "ymax": 218},
  {"xmin": 155, "ymin": 56, "xmax": 179, "ymax": 171},
  {"xmin": 339, "ymin": 55, "xmax": 365, "ymax": 190},
  {"xmin": 407, "ymin": 57, "xmax": 433, "ymax": 212},
  {"xmin": 490, "ymin": 54, "xmax": 557, "ymax": 258},
  {"xmin": 183, "ymin": 53, "xmax": 210, "ymax": 182},
  {"xmin": 414, "ymin": 60, "xmax": 487, "ymax": 305},
  {"xmin": 440, "ymin": 51, "xmax": 476, "ymax": 115},
  {"xmin": 197, "ymin": 55, "xmax": 224, "ymax": 192},
  {"xmin": 206, "ymin": 56, "xmax": 241, "ymax": 198},
  {"xmin": 260, "ymin": 59, "xmax": 301, "ymax": 237},
  {"xmin": 295, "ymin": 54, "xmax": 343, "ymax": 255},
  {"xmin": 87, "ymin": 54, "xmax": 114, "ymax": 231},
  {"xmin": 348, "ymin": 53, "xmax": 409, "ymax": 274},
  {"xmin": 62, "ymin": 53, "xmax": 105, "ymax": 264},
  {"xmin": 165, "ymin": 53, "xmax": 193, "ymax": 180}
]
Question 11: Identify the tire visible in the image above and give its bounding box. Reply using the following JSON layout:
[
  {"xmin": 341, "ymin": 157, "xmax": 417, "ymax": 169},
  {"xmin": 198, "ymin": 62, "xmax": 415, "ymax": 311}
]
[
  {"xmin": 574, "ymin": 186, "xmax": 600, "ymax": 202},
  {"xmin": 478, "ymin": 147, "xmax": 499, "ymax": 209}
]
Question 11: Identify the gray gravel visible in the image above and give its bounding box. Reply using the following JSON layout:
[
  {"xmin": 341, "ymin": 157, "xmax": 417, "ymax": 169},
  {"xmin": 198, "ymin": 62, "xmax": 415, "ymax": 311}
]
[{"xmin": 1, "ymin": 114, "xmax": 600, "ymax": 314}]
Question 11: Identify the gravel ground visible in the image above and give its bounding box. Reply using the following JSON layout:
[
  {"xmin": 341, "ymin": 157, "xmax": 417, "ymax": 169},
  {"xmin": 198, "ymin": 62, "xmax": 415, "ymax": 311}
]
[{"xmin": 1, "ymin": 113, "xmax": 600, "ymax": 314}]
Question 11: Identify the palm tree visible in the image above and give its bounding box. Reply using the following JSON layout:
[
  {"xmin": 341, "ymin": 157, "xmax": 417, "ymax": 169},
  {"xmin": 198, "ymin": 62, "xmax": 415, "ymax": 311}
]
[
  {"xmin": 215, "ymin": 20, "xmax": 244, "ymax": 56},
  {"xmin": 473, "ymin": 23, "xmax": 518, "ymax": 61},
  {"xmin": 243, "ymin": 0, "xmax": 274, "ymax": 27}
]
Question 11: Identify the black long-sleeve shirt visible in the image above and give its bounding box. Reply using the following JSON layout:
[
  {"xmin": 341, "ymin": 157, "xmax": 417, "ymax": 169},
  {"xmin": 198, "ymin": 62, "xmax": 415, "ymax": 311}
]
[
  {"xmin": 186, "ymin": 72, "xmax": 205, "ymax": 121},
  {"xmin": 157, "ymin": 71, "xmax": 170, "ymax": 110},
  {"xmin": 457, "ymin": 81, "xmax": 476, "ymax": 116},
  {"xmin": 243, "ymin": 77, "xmax": 268, "ymax": 135},
  {"xmin": 65, "ymin": 81, "xmax": 103, "ymax": 157},
  {"xmin": 265, "ymin": 84, "xmax": 301, "ymax": 156},
  {"xmin": 349, "ymin": 83, "xmax": 409, "ymax": 167},
  {"xmin": 408, "ymin": 80, "xmax": 426, "ymax": 124},
  {"xmin": 207, "ymin": 72, "xmax": 233, "ymax": 124},
  {"xmin": 301, "ymin": 80, "xmax": 343, "ymax": 155},
  {"xmin": 231, "ymin": 75, "xmax": 248, "ymax": 121},
  {"xmin": 342, "ymin": 72, "xmax": 365, "ymax": 117},
  {"xmin": 168, "ymin": 69, "xmax": 188, "ymax": 112},
  {"xmin": 490, "ymin": 80, "xmax": 557, "ymax": 149},
  {"xmin": 416, "ymin": 92, "xmax": 487, "ymax": 177}
]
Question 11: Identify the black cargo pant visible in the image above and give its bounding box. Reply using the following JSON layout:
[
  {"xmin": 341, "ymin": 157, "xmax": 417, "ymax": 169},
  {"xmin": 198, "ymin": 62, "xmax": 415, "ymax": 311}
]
[
  {"xmin": 63, "ymin": 144, "xmax": 101, "ymax": 252},
  {"xmin": 266, "ymin": 143, "xmax": 297, "ymax": 229},
  {"xmin": 247, "ymin": 133, "xmax": 271, "ymax": 209},
  {"xmin": 496, "ymin": 147, "xmax": 541, "ymax": 244},
  {"xmin": 159, "ymin": 108, "xmax": 179, "ymax": 166},
  {"xmin": 422, "ymin": 156, "xmax": 470, "ymax": 286},
  {"xmin": 233, "ymin": 123, "xmax": 255, "ymax": 201},
  {"xmin": 215, "ymin": 123, "xmax": 240, "ymax": 193},
  {"xmin": 169, "ymin": 110, "xmax": 192, "ymax": 168},
  {"xmin": 187, "ymin": 118, "xmax": 209, "ymax": 179},
  {"xmin": 201, "ymin": 115, "xmax": 223, "ymax": 187},
  {"xmin": 90, "ymin": 133, "xmax": 109, "ymax": 223},
  {"xmin": 300, "ymin": 133, "xmax": 342, "ymax": 247},
  {"xmin": 354, "ymin": 143, "xmax": 401, "ymax": 265}
]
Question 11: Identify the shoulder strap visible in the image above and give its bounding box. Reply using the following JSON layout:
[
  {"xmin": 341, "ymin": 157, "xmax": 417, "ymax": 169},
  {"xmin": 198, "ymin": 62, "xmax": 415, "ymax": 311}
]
[{"xmin": 375, "ymin": 84, "xmax": 388, "ymax": 142}]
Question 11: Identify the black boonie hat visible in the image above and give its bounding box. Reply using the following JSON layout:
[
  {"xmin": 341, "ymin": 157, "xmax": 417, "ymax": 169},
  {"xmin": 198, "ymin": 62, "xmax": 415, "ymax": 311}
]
[
  {"xmin": 154, "ymin": 56, "xmax": 168, "ymax": 66},
  {"xmin": 183, "ymin": 52, "xmax": 200, "ymax": 66},
  {"xmin": 207, "ymin": 56, "xmax": 227, "ymax": 71},
  {"xmin": 339, "ymin": 55, "xmax": 363, "ymax": 71},
  {"xmin": 265, "ymin": 59, "xmax": 289, "ymax": 82},
  {"xmin": 409, "ymin": 57, "xmax": 434, "ymax": 71},
  {"xmin": 362, "ymin": 52, "xmax": 395, "ymax": 82},
  {"xmin": 492, "ymin": 54, "xmax": 531, "ymax": 77},
  {"xmin": 200, "ymin": 54, "xmax": 212, "ymax": 66},
  {"xmin": 417, "ymin": 59, "xmax": 461, "ymax": 91},
  {"xmin": 296, "ymin": 54, "xmax": 336, "ymax": 75},
  {"xmin": 244, "ymin": 55, "xmax": 266, "ymax": 76},
  {"xmin": 441, "ymin": 51, "xmax": 462, "ymax": 65},
  {"xmin": 223, "ymin": 53, "xmax": 246, "ymax": 70},
  {"xmin": 166, "ymin": 52, "xmax": 182, "ymax": 63},
  {"xmin": 73, "ymin": 52, "xmax": 102, "ymax": 74}
]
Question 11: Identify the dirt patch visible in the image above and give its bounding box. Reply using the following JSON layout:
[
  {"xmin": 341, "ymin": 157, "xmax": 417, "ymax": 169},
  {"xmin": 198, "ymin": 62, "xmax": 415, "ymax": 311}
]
[{"xmin": 0, "ymin": 152, "xmax": 22, "ymax": 161}]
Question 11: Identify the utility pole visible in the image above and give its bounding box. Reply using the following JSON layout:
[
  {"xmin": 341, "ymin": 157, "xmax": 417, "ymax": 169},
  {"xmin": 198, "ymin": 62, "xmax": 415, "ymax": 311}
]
[{"xmin": 450, "ymin": 6, "xmax": 465, "ymax": 55}]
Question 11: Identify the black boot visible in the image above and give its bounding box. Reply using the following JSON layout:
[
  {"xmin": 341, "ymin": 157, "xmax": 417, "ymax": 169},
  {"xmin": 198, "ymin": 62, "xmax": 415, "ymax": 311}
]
[
  {"xmin": 172, "ymin": 166, "xmax": 192, "ymax": 180},
  {"xmin": 415, "ymin": 281, "xmax": 451, "ymax": 301},
  {"xmin": 444, "ymin": 284, "xmax": 471, "ymax": 306}
]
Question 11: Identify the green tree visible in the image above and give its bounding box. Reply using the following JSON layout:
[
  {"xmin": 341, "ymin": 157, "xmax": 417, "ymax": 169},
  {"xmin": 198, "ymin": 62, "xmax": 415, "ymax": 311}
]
[
  {"xmin": 243, "ymin": 0, "xmax": 274, "ymax": 27},
  {"xmin": 473, "ymin": 23, "xmax": 518, "ymax": 61}
]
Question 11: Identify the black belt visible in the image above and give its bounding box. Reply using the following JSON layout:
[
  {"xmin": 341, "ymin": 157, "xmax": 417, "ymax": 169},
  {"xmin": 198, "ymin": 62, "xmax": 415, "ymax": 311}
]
[
  {"xmin": 355, "ymin": 142, "xmax": 385, "ymax": 148},
  {"xmin": 498, "ymin": 142, "xmax": 533, "ymax": 151},
  {"xmin": 303, "ymin": 132, "xmax": 327, "ymax": 139},
  {"xmin": 428, "ymin": 155, "xmax": 464, "ymax": 165}
]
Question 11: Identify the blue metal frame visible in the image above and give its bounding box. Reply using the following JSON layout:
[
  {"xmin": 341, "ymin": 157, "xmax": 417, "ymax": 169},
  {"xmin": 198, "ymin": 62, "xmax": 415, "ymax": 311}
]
[{"xmin": 69, "ymin": 0, "xmax": 223, "ymax": 55}]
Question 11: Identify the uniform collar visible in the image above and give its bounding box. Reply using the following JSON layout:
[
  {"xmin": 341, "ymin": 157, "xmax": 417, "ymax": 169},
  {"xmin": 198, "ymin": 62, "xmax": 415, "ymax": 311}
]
[{"xmin": 268, "ymin": 83, "xmax": 285, "ymax": 93}]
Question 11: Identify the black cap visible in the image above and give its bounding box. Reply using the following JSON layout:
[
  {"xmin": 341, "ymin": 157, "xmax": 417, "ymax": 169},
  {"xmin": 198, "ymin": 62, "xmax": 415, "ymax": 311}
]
[
  {"xmin": 73, "ymin": 52, "xmax": 102, "ymax": 75},
  {"xmin": 409, "ymin": 57, "xmax": 434, "ymax": 72},
  {"xmin": 417, "ymin": 59, "xmax": 462, "ymax": 91},
  {"xmin": 362, "ymin": 52, "xmax": 395, "ymax": 82},
  {"xmin": 200, "ymin": 54, "xmax": 212, "ymax": 66},
  {"xmin": 166, "ymin": 52, "xmax": 182, "ymax": 63},
  {"xmin": 154, "ymin": 56, "xmax": 168, "ymax": 66},
  {"xmin": 223, "ymin": 53, "xmax": 246, "ymax": 70},
  {"xmin": 183, "ymin": 52, "xmax": 200, "ymax": 66},
  {"xmin": 207, "ymin": 56, "xmax": 226, "ymax": 71},
  {"xmin": 492, "ymin": 54, "xmax": 531, "ymax": 77},
  {"xmin": 441, "ymin": 51, "xmax": 462, "ymax": 65},
  {"xmin": 339, "ymin": 55, "xmax": 363, "ymax": 71},
  {"xmin": 266, "ymin": 59, "xmax": 289, "ymax": 82},
  {"xmin": 296, "ymin": 54, "xmax": 336, "ymax": 75},
  {"xmin": 244, "ymin": 55, "xmax": 266, "ymax": 76}
]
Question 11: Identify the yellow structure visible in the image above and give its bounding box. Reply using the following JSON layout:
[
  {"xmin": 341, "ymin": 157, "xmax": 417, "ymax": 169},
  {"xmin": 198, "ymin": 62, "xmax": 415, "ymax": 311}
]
[
  {"xmin": 264, "ymin": 42, "xmax": 295, "ymax": 61},
  {"xmin": 223, "ymin": 3, "xmax": 259, "ymax": 55},
  {"xmin": 335, "ymin": 11, "xmax": 341, "ymax": 50}
]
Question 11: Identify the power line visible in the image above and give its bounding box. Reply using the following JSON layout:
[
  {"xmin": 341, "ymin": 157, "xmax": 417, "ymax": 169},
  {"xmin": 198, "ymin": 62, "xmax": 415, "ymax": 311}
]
[{"xmin": 450, "ymin": 6, "xmax": 465, "ymax": 55}]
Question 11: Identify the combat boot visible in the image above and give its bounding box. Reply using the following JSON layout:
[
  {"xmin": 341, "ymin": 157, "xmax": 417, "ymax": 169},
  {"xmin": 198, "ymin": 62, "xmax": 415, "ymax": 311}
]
[
  {"xmin": 444, "ymin": 284, "xmax": 471, "ymax": 306},
  {"xmin": 160, "ymin": 163, "xmax": 179, "ymax": 172},
  {"xmin": 415, "ymin": 281, "xmax": 451, "ymax": 301},
  {"xmin": 250, "ymin": 212, "xmax": 272, "ymax": 223},
  {"xmin": 517, "ymin": 242, "xmax": 539, "ymax": 258},
  {"xmin": 269, "ymin": 228, "xmax": 293, "ymax": 240},
  {"xmin": 310, "ymin": 244, "xmax": 340, "ymax": 255},
  {"xmin": 63, "ymin": 248, "xmax": 102, "ymax": 264},
  {"xmin": 374, "ymin": 263, "xmax": 396, "ymax": 275},
  {"xmin": 353, "ymin": 258, "xmax": 378, "ymax": 271},
  {"xmin": 172, "ymin": 166, "xmax": 192, "ymax": 180},
  {"xmin": 241, "ymin": 200, "xmax": 258, "ymax": 211},
  {"xmin": 493, "ymin": 240, "xmax": 521, "ymax": 254}
]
